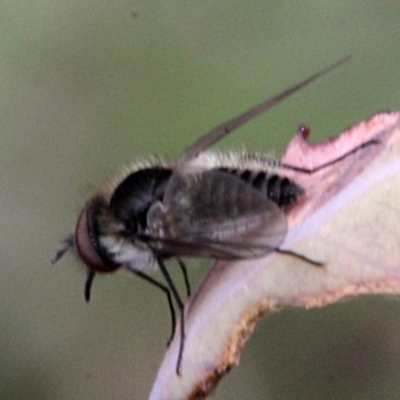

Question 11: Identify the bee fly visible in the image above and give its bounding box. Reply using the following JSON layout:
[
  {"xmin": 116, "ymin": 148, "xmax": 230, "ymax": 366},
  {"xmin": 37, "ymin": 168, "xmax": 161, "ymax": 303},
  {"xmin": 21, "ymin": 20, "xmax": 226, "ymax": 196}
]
[{"xmin": 53, "ymin": 56, "xmax": 375, "ymax": 375}]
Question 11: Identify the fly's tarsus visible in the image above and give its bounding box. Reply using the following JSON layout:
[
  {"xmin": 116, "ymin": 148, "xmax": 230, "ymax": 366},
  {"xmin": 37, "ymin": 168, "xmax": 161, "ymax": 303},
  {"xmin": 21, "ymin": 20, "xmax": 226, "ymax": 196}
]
[
  {"xmin": 132, "ymin": 268, "xmax": 179, "ymax": 346},
  {"xmin": 155, "ymin": 255, "xmax": 185, "ymax": 375},
  {"xmin": 279, "ymin": 138, "xmax": 380, "ymax": 174},
  {"xmin": 177, "ymin": 258, "xmax": 191, "ymax": 297},
  {"xmin": 276, "ymin": 248, "xmax": 324, "ymax": 267}
]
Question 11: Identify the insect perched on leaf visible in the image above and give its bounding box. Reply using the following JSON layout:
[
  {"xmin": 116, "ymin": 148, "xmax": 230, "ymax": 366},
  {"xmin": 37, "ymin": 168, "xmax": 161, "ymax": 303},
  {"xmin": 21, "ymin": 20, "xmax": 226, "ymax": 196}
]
[{"xmin": 53, "ymin": 56, "xmax": 375, "ymax": 375}]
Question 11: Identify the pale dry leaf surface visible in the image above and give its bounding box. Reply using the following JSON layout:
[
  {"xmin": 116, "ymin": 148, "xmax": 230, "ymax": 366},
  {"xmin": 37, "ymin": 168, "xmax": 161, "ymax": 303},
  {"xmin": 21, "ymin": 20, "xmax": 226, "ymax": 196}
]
[{"xmin": 150, "ymin": 111, "xmax": 400, "ymax": 400}]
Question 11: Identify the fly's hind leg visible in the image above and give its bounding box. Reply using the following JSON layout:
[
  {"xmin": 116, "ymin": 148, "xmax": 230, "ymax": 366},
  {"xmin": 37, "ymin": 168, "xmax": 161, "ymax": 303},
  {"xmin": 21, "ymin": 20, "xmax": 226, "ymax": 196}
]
[{"xmin": 280, "ymin": 124, "xmax": 380, "ymax": 174}]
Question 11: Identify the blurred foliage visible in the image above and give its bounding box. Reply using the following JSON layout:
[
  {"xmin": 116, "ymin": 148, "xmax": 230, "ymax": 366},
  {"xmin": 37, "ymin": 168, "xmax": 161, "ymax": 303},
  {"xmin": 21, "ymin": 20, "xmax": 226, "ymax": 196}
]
[{"xmin": 1, "ymin": 1, "xmax": 400, "ymax": 399}]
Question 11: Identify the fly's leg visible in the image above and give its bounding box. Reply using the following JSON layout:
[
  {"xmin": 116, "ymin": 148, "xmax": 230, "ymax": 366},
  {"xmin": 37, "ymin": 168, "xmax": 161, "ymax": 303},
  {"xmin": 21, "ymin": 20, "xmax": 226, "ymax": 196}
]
[
  {"xmin": 156, "ymin": 255, "xmax": 186, "ymax": 375},
  {"xmin": 129, "ymin": 268, "xmax": 177, "ymax": 346},
  {"xmin": 280, "ymin": 125, "xmax": 380, "ymax": 174},
  {"xmin": 177, "ymin": 258, "xmax": 191, "ymax": 297},
  {"xmin": 275, "ymin": 248, "xmax": 324, "ymax": 267},
  {"xmin": 84, "ymin": 270, "xmax": 96, "ymax": 302}
]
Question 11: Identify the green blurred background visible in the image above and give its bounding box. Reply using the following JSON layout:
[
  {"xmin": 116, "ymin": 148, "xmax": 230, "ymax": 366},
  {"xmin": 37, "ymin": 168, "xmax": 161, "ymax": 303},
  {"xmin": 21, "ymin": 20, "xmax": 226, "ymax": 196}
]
[{"xmin": 2, "ymin": 1, "xmax": 400, "ymax": 399}]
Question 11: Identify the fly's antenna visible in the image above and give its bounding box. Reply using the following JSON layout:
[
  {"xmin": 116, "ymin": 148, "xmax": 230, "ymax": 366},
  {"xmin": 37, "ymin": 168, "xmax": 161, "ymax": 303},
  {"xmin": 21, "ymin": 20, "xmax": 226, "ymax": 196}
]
[
  {"xmin": 51, "ymin": 234, "xmax": 75, "ymax": 264},
  {"xmin": 178, "ymin": 56, "xmax": 351, "ymax": 166}
]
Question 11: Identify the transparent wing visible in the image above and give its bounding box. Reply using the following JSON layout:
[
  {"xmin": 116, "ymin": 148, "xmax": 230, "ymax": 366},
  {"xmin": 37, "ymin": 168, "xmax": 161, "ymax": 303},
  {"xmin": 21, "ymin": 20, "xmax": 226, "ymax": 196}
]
[{"xmin": 146, "ymin": 170, "xmax": 287, "ymax": 259}]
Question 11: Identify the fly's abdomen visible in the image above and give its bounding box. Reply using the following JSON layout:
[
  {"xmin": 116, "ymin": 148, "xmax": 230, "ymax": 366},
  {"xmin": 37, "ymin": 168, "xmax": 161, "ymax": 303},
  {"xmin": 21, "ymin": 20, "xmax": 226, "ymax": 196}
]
[{"xmin": 220, "ymin": 168, "xmax": 304, "ymax": 208}]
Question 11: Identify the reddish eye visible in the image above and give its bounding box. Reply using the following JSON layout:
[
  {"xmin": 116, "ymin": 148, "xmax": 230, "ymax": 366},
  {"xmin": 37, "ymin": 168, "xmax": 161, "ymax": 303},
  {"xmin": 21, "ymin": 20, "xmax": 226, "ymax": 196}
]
[{"xmin": 75, "ymin": 208, "xmax": 113, "ymax": 273}]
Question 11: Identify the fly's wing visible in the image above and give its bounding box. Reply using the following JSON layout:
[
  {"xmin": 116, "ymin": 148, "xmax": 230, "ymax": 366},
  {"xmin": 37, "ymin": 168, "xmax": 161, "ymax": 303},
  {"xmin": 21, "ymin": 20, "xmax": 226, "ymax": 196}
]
[{"xmin": 146, "ymin": 170, "xmax": 287, "ymax": 259}]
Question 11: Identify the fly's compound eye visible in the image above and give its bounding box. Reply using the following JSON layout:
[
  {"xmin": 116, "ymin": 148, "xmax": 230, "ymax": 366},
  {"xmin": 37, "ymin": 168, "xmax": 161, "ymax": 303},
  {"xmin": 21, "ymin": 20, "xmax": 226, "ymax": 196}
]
[{"xmin": 75, "ymin": 207, "xmax": 116, "ymax": 273}]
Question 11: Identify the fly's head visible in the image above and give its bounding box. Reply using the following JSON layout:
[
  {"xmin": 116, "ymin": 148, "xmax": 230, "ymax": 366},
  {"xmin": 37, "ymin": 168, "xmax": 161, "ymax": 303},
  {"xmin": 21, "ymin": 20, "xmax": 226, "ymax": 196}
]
[
  {"xmin": 75, "ymin": 195, "xmax": 123, "ymax": 274},
  {"xmin": 53, "ymin": 166, "xmax": 174, "ymax": 300},
  {"xmin": 75, "ymin": 187, "xmax": 159, "ymax": 272}
]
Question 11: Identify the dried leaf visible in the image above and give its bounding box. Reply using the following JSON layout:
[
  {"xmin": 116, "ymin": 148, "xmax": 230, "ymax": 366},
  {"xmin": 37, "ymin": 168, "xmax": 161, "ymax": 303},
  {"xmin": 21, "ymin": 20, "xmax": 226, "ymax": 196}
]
[{"xmin": 150, "ymin": 112, "xmax": 400, "ymax": 400}]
